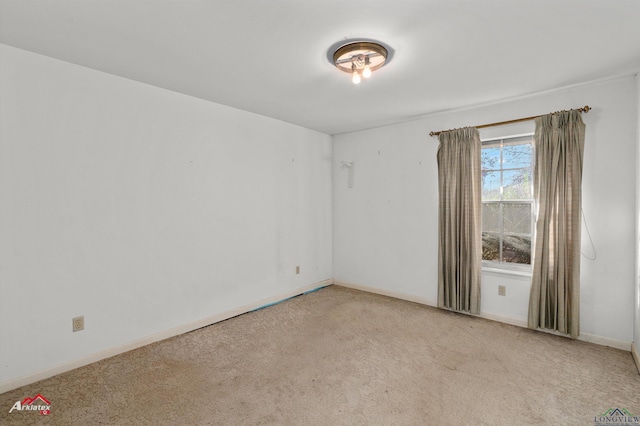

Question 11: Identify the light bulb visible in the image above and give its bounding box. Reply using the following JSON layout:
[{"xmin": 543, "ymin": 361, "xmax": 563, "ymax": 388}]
[
  {"xmin": 363, "ymin": 56, "xmax": 372, "ymax": 78},
  {"xmin": 352, "ymin": 70, "xmax": 361, "ymax": 84}
]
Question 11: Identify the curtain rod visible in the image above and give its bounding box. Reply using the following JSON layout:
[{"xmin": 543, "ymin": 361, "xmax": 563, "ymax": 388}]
[{"xmin": 428, "ymin": 105, "xmax": 591, "ymax": 137}]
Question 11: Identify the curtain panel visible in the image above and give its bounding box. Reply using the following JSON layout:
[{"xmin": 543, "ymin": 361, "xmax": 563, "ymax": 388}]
[
  {"xmin": 437, "ymin": 127, "xmax": 482, "ymax": 314},
  {"xmin": 528, "ymin": 110, "xmax": 585, "ymax": 338}
]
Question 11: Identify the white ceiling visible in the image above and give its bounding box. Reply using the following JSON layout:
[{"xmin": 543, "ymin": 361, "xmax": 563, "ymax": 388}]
[{"xmin": 1, "ymin": 0, "xmax": 640, "ymax": 135}]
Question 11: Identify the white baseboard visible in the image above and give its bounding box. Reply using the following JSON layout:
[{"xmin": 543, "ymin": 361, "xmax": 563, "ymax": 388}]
[
  {"xmin": 578, "ymin": 333, "xmax": 631, "ymax": 352},
  {"xmin": 632, "ymin": 342, "xmax": 640, "ymax": 375},
  {"xmin": 480, "ymin": 311, "xmax": 528, "ymax": 328},
  {"xmin": 333, "ymin": 280, "xmax": 632, "ymax": 352},
  {"xmin": 0, "ymin": 279, "xmax": 333, "ymax": 394},
  {"xmin": 335, "ymin": 280, "xmax": 528, "ymax": 328},
  {"xmin": 3, "ymin": 278, "xmax": 631, "ymax": 393},
  {"xmin": 334, "ymin": 280, "xmax": 437, "ymax": 307}
]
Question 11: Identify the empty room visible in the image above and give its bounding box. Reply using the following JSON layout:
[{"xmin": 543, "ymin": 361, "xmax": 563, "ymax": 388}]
[{"xmin": 1, "ymin": 1, "xmax": 639, "ymax": 424}]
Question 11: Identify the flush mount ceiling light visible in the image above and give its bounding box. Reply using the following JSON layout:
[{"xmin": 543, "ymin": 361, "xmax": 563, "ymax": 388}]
[{"xmin": 332, "ymin": 41, "xmax": 388, "ymax": 85}]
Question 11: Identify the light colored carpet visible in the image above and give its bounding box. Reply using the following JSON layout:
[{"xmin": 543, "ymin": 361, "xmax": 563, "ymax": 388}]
[{"xmin": 1, "ymin": 285, "xmax": 639, "ymax": 425}]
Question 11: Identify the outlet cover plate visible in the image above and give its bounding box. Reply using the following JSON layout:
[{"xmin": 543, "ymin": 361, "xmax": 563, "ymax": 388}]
[{"xmin": 72, "ymin": 316, "xmax": 84, "ymax": 332}]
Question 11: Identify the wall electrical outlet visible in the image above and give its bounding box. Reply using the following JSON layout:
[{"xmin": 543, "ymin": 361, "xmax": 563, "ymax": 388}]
[
  {"xmin": 72, "ymin": 316, "xmax": 84, "ymax": 332},
  {"xmin": 498, "ymin": 285, "xmax": 506, "ymax": 296},
  {"xmin": 296, "ymin": 266, "xmax": 300, "ymax": 274}
]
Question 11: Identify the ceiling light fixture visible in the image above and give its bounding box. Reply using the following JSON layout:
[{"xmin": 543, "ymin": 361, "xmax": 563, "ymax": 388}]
[{"xmin": 332, "ymin": 41, "xmax": 388, "ymax": 85}]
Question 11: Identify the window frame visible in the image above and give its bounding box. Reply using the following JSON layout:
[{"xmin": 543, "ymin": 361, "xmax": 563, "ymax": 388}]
[{"xmin": 481, "ymin": 133, "xmax": 535, "ymax": 274}]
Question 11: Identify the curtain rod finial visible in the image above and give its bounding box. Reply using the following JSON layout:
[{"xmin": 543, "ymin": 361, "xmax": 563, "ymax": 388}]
[{"xmin": 582, "ymin": 105, "xmax": 591, "ymax": 113}]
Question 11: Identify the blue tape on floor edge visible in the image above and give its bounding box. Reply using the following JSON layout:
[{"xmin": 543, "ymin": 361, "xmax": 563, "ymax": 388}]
[{"xmin": 250, "ymin": 285, "xmax": 329, "ymax": 312}]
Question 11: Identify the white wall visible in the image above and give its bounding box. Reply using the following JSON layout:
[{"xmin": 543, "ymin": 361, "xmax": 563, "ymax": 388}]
[
  {"xmin": 634, "ymin": 72, "xmax": 640, "ymax": 366},
  {"xmin": 0, "ymin": 44, "xmax": 333, "ymax": 386},
  {"xmin": 334, "ymin": 76, "xmax": 637, "ymax": 347}
]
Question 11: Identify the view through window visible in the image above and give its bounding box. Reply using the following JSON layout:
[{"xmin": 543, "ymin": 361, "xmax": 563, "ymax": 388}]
[{"xmin": 481, "ymin": 135, "xmax": 533, "ymax": 268}]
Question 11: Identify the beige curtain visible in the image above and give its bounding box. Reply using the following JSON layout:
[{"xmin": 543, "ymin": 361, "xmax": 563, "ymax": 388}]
[
  {"xmin": 437, "ymin": 127, "xmax": 481, "ymax": 314},
  {"xmin": 528, "ymin": 110, "xmax": 585, "ymax": 338}
]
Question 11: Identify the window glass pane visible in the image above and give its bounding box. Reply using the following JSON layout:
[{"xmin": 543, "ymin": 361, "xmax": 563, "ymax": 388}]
[
  {"xmin": 482, "ymin": 171, "xmax": 501, "ymax": 200},
  {"xmin": 502, "ymin": 235, "xmax": 531, "ymax": 264},
  {"xmin": 503, "ymin": 203, "xmax": 531, "ymax": 234},
  {"xmin": 502, "ymin": 169, "xmax": 531, "ymax": 200},
  {"xmin": 482, "ymin": 203, "xmax": 500, "ymax": 233},
  {"xmin": 481, "ymin": 146, "xmax": 501, "ymax": 170},
  {"xmin": 502, "ymin": 143, "xmax": 532, "ymax": 169},
  {"xmin": 481, "ymin": 135, "xmax": 533, "ymax": 268},
  {"xmin": 482, "ymin": 233, "xmax": 500, "ymax": 261}
]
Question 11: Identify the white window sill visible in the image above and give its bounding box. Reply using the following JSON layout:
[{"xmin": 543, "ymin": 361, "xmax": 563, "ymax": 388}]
[{"xmin": 482, "ymin": 266, "xmax": 532, "ymax": 277}]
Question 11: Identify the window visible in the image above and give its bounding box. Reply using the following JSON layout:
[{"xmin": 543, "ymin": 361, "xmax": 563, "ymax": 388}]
[{"xmin": 481, "ymin": 135, "xmax": 534, "ymax": 269}]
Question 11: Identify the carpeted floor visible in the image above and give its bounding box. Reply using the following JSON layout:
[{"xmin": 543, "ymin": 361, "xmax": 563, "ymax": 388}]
[{"xmin": 1, "ymin": 285, "xmax": 639, "ymax": 425}]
